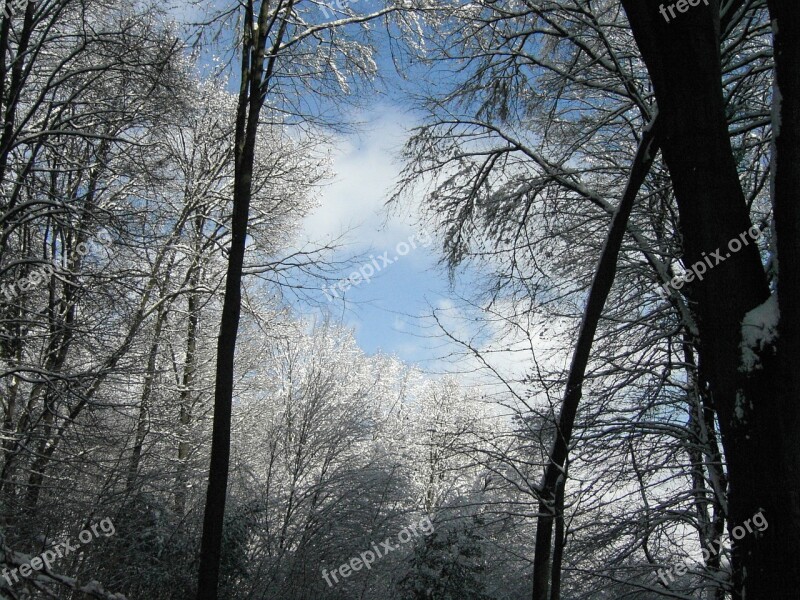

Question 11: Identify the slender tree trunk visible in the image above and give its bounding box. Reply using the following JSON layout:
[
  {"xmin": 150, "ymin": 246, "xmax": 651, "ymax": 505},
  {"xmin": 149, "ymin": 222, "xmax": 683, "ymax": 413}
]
[
  {"xmin": 127, "ymin": 303, "xmax": 168, "ymax": 491},
  {"xmin": 548, "ymin": 468, "xmax": 566, "ymax": 600},
  {"xmin": 196, "ymin": 2, "xmax": 266, "ymax": 596},
  {"xmin": 24, "ymin": 230, "xmax": 84, "ymax": 514},
  {"xmin": 196, "ymin": 0, "xmax": 295, "ymax": 594},
  {"xmin": 175, "ymin": 221, "xmax": 202, "ymax": 514},
  {"xmin": 0, "ymin": 0, "xmax": 34, "ymax": 189},
  {"xmin": 684, "ymin": 341, "xmax": 727, "ymax": 600},
  {"xmin": 0, "ymin": 369, "xmax": 19, "ymax": 523},
  {"xmin": 195, "ymin": 108, "xmax": 256, "ymax": 600},
  {"xmin": 531, "ymin": 117, "xmax": 660, "ymax": 600}
]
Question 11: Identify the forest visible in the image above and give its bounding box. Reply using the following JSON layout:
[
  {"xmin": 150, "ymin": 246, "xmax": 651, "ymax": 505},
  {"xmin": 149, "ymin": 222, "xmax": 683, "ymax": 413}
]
[{"xmin": 0, "ymin": 0, "xmax": 797, "ymax": 598}]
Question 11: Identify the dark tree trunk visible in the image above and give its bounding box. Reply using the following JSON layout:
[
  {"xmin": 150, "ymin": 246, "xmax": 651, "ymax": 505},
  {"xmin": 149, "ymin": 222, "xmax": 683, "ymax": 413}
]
[
  {"xmin": 620, "ymin": 1, "xmax": 800, "ymax": 597},
  {"xmin": 684, "ymin": 341, "xmax": 727, "ymax": 599},
  {"xmin": 548, "ymin": 467, "xmax": 566, "ymax": 600},
  {"xmin": 194, "ymin": 86, "xmax": 259, "ymax": 600},
  {"xmin": 175, "ymin": 213, "xmax": 203, "ymax": 515},
  {"xmin": 195, "ymin": 0, "xmax": 285, "ymax": 595},
  {"xmin": 765, "ymin": 0, "xmax": 800, "ymax": 584},
  {"xmin": 531, "ymin": 118, "xmax": 660, "ymax": 600}
]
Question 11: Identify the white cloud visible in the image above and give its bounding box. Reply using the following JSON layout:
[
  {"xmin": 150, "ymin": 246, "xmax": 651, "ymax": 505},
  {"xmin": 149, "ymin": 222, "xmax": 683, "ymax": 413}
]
[{"xmin": 300, "ymin": 106, "xmax": 423, "ymax": 251}]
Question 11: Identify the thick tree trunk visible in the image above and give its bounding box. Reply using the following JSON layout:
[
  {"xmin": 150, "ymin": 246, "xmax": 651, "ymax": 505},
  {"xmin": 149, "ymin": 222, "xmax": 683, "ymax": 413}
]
[
  {"xmin": 620, "ymin": 1, "xmax": 799, "ymax": 597},
  {"xmin": 765, "ymin": 0, "xmax": 800, "ymax": 583}
]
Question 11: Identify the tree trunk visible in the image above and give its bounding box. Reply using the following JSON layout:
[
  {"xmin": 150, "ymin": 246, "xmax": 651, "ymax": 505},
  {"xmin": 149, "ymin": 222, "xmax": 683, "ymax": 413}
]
[
  {"xmin": 620, "ymin": 1, "xmax": 799, "ymax": 596},
  {"xmin": 127, "ymin": 303, "xmax": 168, "ymax": 491},
  {"xmin": 196, "ymin": 1, "xmax": 268, "ymax": 596},
  {"xmin": 548, "ymin": 468, "xmax": 566, "ymax": 600},
  {"xmin": 24, "ymin": 228, "xmax": 85, "ymax": 514},
  {"xmin": 531, "ymin": 117, "xmax": 660, "ymax": 600},
  {"xmin": 175, "ymin": 221, "xmax": 202, "ymax": 514},
  {"xmin": 765, "ymin": 0, "xmax": 800, "ymax": 584},
  {"xmin": 195, "ymin": 105, "xmax": 257, "ymax": 600}
]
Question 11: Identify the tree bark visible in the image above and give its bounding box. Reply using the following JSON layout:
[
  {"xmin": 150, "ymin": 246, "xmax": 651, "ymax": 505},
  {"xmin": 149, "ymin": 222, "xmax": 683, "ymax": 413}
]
[
  {"xmin": 175, "ymin": 238, "xmax": 201, "ymax": 515},
  {"xmin": 195, "ymin": 0, "xmax": 280, "ymax": 595},
  {"xmin": 194, "ymin": 84, "xmax": 258, "ymax": 600},
  {"xmin": 765, "ymin": 0, "xmax": 800, "ymax": 583},
  {"xmin": 620, "ymin": 1, "xmax": 799, "ymax": 596},
  {"xmin": 548, "ymin": 467, "xmax": 566, "ymax": 600},
  {"xmin": 127, "ymin": 303, "xmax": 168, "ymax": 491}
]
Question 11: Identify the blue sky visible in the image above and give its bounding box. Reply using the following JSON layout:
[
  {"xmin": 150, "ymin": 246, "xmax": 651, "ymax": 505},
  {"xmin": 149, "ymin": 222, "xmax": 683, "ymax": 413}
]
[
  {"xmin": 291, "ymin": 104, "xmax": 545, "ymax": 394},
  {"xmin": 290, "ymin": 101, "xmax": 565, "ymax": 399},
  {"xmin": 296, "ymin": 105, "xmax": 467, "ymax": 366}
]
